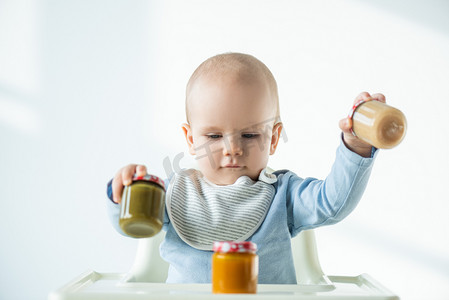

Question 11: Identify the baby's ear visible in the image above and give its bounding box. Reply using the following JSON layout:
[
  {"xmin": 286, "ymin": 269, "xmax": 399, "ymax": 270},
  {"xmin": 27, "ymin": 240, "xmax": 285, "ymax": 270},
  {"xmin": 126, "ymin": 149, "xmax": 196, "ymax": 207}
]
[
  {"xmin": 181, "ymin": 123, "xmax": 196, "ymax": 155},
  {"xmin": 270, "ymin": 122, "xmax": 283, "ymax": 155}
]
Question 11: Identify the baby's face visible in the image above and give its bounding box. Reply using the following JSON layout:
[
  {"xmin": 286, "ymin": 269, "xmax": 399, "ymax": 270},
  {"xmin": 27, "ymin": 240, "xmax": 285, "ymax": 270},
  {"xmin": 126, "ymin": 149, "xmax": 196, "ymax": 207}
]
[{"xmin": 183, "ymin": 75, "xmax": 280, "ymax": 185}]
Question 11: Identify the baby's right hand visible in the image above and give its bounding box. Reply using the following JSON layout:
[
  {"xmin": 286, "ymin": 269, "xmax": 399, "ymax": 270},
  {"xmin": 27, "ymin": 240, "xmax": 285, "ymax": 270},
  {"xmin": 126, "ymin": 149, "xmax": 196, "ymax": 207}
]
[{"xmin": 111, "ymin": 164, "xmax": 147, "ymax": 203}]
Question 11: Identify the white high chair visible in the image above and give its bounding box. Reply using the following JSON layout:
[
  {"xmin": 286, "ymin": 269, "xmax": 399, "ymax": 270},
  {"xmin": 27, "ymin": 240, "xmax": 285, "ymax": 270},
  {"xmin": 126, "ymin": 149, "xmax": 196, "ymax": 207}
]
[{"xmin": 49, "ymin": 229, "xmax": 399, "ymax": 299}]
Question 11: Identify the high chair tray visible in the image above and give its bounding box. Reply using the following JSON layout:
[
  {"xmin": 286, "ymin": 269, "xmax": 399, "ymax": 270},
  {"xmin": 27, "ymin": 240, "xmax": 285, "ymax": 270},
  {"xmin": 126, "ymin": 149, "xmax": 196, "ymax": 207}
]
[{"xmin": 49, "ymin": 270, "xmax": 399, "ymax": 300}]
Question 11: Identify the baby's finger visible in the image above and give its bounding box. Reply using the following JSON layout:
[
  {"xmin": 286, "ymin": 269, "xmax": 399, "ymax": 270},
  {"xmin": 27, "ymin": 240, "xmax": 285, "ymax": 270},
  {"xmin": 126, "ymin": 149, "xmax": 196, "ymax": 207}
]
[
  {"xmin": 339, "ymin": 117, "xmax": 352, "ymax": 133},
  {"xmin": 354, "ymin": 91, "xmax": 372, "ymax": 104},
  {"xmin": 136, "ymin": 165, "xmax": 147, "ymax": 177},
  {"xmin": 371, "ymin": 93, "xmax": 386, "ymax": 103},
  {"xmin": 111, "ymin": 164, "xmax": 147, "ymax": 204},
  {"xmin": 112, "ymin": 174, "xmax": 124, "ymax": 204},
  {"xmin": 121, "ymin": 164, "xmax": 138, "ymax": 186}
]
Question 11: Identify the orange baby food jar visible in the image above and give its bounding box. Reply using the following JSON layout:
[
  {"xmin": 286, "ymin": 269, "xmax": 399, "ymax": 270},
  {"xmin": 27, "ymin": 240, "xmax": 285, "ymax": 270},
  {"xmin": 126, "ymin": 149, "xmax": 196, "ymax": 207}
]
[
  {"xmin": 119, "ymin": 174, "xmax": 165, "ymax": 238},
  {"xmin": 212, "ymin": 241, "xmax": 258, "ymax": 294}
]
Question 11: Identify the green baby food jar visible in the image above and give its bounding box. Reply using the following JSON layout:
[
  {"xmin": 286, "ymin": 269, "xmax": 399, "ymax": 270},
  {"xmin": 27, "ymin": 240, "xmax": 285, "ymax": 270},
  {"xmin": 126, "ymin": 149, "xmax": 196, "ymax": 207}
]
[{"xmin": 119, "ymin": 174, "xmax": 165, "ymax": 238}]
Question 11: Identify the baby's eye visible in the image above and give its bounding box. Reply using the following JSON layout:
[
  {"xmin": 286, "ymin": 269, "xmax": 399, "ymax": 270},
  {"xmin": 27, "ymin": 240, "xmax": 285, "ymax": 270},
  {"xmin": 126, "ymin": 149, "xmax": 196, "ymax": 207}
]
[
  {"xmin": 206, "ymin": 134, "xmax": 222, "ymax": 139},
  {"xmin": 242, "ymin": 133, "xmax": 259, "ymax": 139}
]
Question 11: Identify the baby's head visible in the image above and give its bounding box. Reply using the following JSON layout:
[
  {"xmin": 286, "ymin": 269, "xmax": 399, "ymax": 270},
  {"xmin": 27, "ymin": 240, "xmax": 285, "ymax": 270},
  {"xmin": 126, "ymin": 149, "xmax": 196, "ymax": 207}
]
[
  {"xmin": 182, "ymin": 53, "xmax": 283, "ymax": 185},
  {"xmin": 185, "ymin": 53, "xmax": 280, "ymax": 124}
]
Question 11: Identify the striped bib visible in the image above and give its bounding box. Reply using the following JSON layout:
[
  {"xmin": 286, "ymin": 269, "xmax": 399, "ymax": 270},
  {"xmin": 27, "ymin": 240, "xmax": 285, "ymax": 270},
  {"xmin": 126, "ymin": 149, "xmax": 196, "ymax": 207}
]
[{"xmin": 166, "ymin": 169, "xmax": 276, "ymax": 250}]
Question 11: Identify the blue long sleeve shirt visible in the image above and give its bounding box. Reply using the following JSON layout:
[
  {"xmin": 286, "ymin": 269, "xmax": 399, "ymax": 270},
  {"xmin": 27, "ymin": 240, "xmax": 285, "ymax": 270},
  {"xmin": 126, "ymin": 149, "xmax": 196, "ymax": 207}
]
[{"xmin": 106, "ymin": 140, "xmax": 377, "ymax": 284}]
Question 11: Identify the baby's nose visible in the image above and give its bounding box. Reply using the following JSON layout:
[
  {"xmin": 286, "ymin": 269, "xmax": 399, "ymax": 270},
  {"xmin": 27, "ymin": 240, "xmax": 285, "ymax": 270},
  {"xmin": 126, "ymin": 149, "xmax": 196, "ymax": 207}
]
[{"xmin": 223, "ymin": 136, "xmax": 243, "ymax": 156}]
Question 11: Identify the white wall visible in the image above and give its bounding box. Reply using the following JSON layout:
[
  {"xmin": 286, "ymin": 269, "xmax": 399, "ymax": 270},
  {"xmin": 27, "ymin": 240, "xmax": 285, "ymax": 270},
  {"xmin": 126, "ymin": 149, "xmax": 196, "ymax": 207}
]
[{"xmin": 1, "ymin": 0, "xmax": 448, "ymax": 299}]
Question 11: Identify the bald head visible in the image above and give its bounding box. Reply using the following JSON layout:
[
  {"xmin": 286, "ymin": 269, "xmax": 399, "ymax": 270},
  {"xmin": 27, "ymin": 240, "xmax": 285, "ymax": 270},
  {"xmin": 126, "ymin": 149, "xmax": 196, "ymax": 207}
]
[{"xmin": 185, "ymin": 53, "xmax": 280, "ymax": 124}]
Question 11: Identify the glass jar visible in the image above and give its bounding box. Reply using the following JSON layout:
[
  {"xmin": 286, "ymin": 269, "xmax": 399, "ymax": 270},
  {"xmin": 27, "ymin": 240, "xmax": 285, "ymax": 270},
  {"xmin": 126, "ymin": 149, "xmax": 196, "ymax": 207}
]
[
  {"xmin": 119, "ymin": 174, "xmax": 165, "ymax": 238},
  {"xmin": 212, "ymin": 241, "xmax": 258, "ymax": 294},
  {"xmin": 349, "ymin": 99, "xmax": 407, "ymax": 149}
]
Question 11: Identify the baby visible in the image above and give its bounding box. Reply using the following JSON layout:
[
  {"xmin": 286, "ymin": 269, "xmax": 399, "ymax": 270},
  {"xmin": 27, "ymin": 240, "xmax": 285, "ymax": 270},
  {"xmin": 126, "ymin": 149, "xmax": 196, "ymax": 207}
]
[{"xmin": 107, "ymin": 52, "xmax": 383, "ymax": 284}]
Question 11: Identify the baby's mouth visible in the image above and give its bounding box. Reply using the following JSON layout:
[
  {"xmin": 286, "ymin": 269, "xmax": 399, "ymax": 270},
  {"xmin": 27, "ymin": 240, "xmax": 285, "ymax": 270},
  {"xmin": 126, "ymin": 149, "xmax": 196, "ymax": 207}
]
[{"xmin": 223, "ymin": 164, "xmax": 243, "ymax": 169}]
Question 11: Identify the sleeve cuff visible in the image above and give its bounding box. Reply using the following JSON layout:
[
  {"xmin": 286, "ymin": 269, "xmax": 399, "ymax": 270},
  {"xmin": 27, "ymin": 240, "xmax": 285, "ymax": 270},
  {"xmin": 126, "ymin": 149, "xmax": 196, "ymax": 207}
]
[
  {"xmin": 106, "ymin": 178, "xmax": 117, "ymax": 204},
  {"xmin": 370, "ymin": 146, "xmax": 378, "ymax": 158},
  {"xmin": 339, "ymin": 134, "xmax": 378, "ymax": 165}
]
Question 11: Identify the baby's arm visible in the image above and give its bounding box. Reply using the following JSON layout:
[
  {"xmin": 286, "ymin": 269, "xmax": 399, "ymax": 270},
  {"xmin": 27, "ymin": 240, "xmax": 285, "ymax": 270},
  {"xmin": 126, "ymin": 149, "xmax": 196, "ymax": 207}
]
[
  {"xmin": 283, "ymin": 138, "xmax": 376, "ymax": 237},
  {"xmin": 339, "ymin": 92, "xmax": 386, "ymax": 157}
]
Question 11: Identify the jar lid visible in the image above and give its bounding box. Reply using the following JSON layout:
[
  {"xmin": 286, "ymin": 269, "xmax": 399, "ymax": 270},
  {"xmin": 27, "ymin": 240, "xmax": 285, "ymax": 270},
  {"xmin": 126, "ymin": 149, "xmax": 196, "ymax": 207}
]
[
  {"xmin": 133, "ymin": 174, "xmax": 165, "ymax": 190},
  {"xmin": 347, "ymin": 98, "xmax": 379, "ymax": 137},
  {"xmin": 213, "ymin": 241, "xmax": 257, "ymax": 253}
]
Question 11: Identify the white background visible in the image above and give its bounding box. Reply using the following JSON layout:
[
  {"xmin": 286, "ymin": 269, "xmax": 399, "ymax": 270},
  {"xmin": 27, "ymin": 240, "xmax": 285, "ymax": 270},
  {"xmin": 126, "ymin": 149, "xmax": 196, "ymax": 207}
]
[{"xmin": 1, "ymin": 0, "xmax": 448, "ymax": 299}]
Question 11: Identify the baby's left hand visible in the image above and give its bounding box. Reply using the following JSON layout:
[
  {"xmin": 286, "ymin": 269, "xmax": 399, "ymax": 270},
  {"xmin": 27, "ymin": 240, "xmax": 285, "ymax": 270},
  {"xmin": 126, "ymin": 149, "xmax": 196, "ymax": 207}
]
[{"xmin": 339, "ymin": 92, "xmax": 386, "ymax": 157}]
